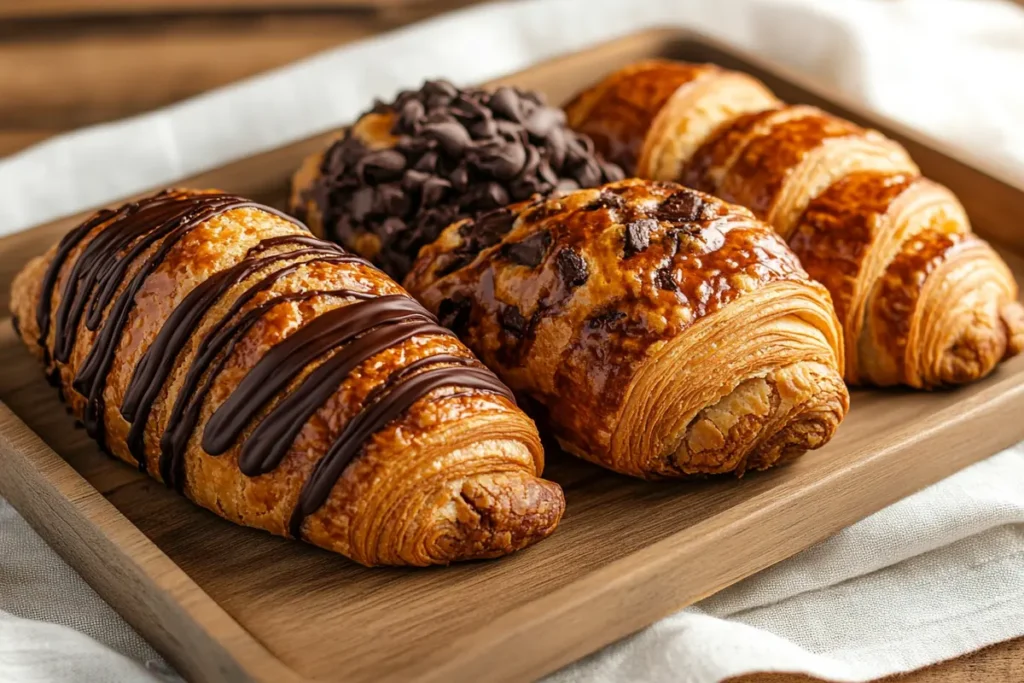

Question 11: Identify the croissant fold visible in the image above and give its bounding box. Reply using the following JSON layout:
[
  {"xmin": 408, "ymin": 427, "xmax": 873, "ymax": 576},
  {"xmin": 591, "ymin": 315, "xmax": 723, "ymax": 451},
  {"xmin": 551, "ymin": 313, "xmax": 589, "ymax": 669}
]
[
  {"xmin": 10, "ymin": 189, "xmax": 564, "ymax": 567},
  {"xmin": 566, "ymin": 60, "xmax": 1024, "ymax": 388}
]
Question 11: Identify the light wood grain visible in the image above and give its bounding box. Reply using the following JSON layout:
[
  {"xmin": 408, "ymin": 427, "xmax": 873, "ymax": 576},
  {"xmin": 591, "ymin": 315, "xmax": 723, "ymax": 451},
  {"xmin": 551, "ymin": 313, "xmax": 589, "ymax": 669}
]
[{"xmin": 2, "ymin": 28, "xmax": 1024, "ymax": 683}]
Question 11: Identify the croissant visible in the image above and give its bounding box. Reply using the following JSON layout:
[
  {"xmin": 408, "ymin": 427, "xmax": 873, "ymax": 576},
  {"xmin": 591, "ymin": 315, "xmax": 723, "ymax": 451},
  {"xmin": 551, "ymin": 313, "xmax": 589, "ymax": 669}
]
[
  {"xmin": 9, "ymin": 189, "xmax": 564, "ymax": 567},
  {"xmin": 565, "ymin": 60, "xmax": 1024, "ymax": 388},
  {"xmin": 404, "ymin": 179, "xmax": 849, "ymax": 478}
]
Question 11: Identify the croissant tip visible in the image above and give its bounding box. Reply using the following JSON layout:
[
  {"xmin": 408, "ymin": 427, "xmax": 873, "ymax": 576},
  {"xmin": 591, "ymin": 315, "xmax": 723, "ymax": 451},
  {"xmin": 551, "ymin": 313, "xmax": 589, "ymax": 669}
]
[{"xmin": 430, "ymin": 472, "xmax": 565, "ymax": 564}]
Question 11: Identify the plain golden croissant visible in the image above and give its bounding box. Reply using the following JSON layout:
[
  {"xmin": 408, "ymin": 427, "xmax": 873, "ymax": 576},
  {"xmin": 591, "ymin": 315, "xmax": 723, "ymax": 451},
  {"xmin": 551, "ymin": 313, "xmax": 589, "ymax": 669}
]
[
  {"xmin": 565, "ymin": 60, "xmax": 1024, "ymax": 388},
  {"xmin": 9, "ymin": 189, "xmax": 564, "ymax": 567},
  {"xmin": 404, "ymin": 179, "xmax": 849, "ymax": 478}
]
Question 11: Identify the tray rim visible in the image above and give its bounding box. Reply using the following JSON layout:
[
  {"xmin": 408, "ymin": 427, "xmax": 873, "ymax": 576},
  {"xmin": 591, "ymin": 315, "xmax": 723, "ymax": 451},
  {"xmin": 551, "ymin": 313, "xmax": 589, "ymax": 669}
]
[{"xmin": 1, "ymin": 26, "xmax": 1024, "ymax": 683}]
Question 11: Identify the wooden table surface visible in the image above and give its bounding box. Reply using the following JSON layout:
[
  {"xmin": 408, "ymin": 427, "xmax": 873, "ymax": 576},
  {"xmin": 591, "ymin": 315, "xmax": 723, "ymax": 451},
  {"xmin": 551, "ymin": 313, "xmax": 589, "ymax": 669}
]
[{"xmin": 0, "ymin": 2, "xmax": 1020, "ymax": 680}]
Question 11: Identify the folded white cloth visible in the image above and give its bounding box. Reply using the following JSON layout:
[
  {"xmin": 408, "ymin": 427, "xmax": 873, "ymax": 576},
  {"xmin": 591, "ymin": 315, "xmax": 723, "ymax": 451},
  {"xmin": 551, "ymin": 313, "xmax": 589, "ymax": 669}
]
[{"xmin": 2, "ymin": 1, "xmax": 1024, "ymax": 682}]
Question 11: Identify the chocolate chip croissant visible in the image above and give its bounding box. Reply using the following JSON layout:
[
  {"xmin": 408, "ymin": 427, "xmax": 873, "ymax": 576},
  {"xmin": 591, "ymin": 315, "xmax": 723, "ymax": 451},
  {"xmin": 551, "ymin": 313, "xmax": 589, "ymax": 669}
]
[
  {"xmin": 9, "ymin": 189, "xmax": 564, "ymax": 566},
  {"xmin": 404, "ymin": 179, "xmax": 849, "ymax": 478},
  {"xmin": 566, "ymin": 60, "xmax": 1024, "ymax": 388},
  {"xmin": 290, "ymin": 80, "xmax": 623, "ymax": 280}
]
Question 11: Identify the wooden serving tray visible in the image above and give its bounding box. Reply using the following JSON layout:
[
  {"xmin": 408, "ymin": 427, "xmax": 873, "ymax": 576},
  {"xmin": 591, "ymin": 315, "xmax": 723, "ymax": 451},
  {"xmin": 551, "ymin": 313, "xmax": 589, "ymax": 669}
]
[{"xmin": 2, "ymin": 29, "xmax": 1024, "ymax": 683}]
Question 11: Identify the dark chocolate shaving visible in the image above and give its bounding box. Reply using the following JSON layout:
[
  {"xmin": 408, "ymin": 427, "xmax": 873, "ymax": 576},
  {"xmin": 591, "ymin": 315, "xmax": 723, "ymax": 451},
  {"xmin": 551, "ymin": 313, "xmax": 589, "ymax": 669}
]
[{"xmin": 308, "ymin": 80, "xmax": 623, "ymax": 279}]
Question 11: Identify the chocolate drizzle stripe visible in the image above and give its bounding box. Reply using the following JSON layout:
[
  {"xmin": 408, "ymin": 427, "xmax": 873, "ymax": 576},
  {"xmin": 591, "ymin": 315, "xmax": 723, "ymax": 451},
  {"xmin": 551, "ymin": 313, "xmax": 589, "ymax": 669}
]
[
  {"xmin": 35, "ymin": 208, "xmax": 116, "ymax": 363},
  {"xmin": 289, "ymin": 365, "xmax": 513, "ymax": 537},
  {"xmin": 202, "ymin": 294, "xmax": 433, "ymax": 455},
  {"xmin": 158, "ymin": 288, "xmax": 366, "ymax": 488},
  {"xmin": 238, "ymin": 327, "xmax": 460, "ymax": 476},
  {"xmin": 121, "ymin": 246, "xmax": 361, "ymax": 469}
]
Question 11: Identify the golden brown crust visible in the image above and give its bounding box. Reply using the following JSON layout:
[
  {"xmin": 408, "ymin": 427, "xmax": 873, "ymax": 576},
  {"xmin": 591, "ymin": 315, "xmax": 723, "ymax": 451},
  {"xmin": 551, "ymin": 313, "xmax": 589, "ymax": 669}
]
[
  {"xmin": 567, "ymin": 60, "xmax": 1023, "ymax": 388},
  {"xmin": 684, "ymin": 106, "xmax": 917, "ymax": 238},
  {"xmin": 405, "ymin": 179, "xmax": 848, "ymax": 478},
  {"xmin": 10, "ymin": 189, "xmax": 564, "ymax": 567},
  {"xmin": 564, "ymin": 60, "xmax": 715, "ymax": 174}
]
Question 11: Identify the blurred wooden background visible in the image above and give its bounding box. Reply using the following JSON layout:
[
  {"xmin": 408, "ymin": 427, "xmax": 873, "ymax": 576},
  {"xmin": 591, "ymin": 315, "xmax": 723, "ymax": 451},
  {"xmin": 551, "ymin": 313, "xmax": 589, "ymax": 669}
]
[
  {"xmin": 0, "ymin": 0, "xmax": 477, "ymax": 157},
  {"xmin": 0, "ymin": 0, "xmax": 1021, "ymax": 680}
]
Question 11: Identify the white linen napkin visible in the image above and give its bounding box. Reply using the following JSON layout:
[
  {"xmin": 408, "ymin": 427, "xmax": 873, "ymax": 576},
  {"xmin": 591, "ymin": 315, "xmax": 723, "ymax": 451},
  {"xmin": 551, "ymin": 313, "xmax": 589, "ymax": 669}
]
[{"xmin": 2, "ymin": 1, "xmax": 1024, "ymax": 682}]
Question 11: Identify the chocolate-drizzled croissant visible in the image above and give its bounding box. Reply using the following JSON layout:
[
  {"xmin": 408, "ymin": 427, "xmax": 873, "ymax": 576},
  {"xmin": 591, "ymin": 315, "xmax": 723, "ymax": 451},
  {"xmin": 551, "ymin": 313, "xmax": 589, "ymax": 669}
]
[
  {"xmin": 565, "ymin": 60, "xmax": 1024, "ymax": 388},
  {"xmin": 10, "ymin": 189, "xmax": 563, "ymax": 566},
  {"xmin": 404, "ymin": 179, "xmax": 849, "ymax": 478}
]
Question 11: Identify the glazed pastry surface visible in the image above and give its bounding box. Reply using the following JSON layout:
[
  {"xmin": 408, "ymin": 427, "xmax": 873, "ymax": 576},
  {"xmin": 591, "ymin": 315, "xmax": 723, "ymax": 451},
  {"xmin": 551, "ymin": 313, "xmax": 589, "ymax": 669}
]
[
  {"xmin": 10, "ymin": 189, "xmax": 564, "ymax": 566},
  {"xmin": 566, "ymin": 60, "xmax": 1024, "ymax": 388},
  {"xmin": 405, "ymin": 179, "xmax": 848, "ymax": 478}
]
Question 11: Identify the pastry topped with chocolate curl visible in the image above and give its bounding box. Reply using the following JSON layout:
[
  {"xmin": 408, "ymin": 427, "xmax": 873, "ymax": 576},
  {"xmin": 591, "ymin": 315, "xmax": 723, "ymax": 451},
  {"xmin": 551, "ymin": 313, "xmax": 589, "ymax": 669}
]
[{"xmin": 291, "ymin": 80, "xmax": 624, "ymax": 279}]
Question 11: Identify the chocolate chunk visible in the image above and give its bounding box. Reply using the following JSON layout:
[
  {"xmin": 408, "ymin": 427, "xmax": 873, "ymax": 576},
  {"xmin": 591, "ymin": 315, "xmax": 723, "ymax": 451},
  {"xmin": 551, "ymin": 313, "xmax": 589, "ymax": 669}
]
[
  {"xmin": 376, "ymin": 183, "xmax": 407, "ymax": 215},
  {"xmin": 490, "ymin": 87, "xmax": 523, "ymax": 122},
  {"xmin": 656, "ymin": 265, "xmax": 678, "ymax": 291},
  {"xmin": 500, "ymin": 231, "xmax": 551, "ymax": 267},
  {"xmin": 423, "ymin": 80, "xmax": 458, "ymax": 99},
  {"xmin": 358, "ymin": 149, "xmax": 406, "ymax": 183},
  {"xmin": 624, "ymin": 219, "xmax": 656, "ymax": 257},
  {"xmin": 423, "ymin": 121, "xmax": 472, "ymax": 158},
  {"xmin": 573, "ymin": 158, "xmax": 603, "ymax": 189},
  {"xmin": 545, "ymin": 129, "xmax": 568, "ymax": 169},
  {"xmin": 350, "ymin": 187, "xmax": 375, "ymax": 222},
  {"xmin": 658, "ymin": 191, "xmax": 705, "ymax": 223},
  {"xmin": 500, "ymin": 305, "xmax": 528, "ymax": 337},
  {"xmin": 471, "ymin": 141, "xmax": 527, "ymax": 180},
  {"xmin": 438, "ymin": 296, "xmax": 472, "ymax": 334},
  {"xmin": 538, "ymin": 161, "xmax": 559, "ymax": 186},
  {"xmin": 584, "ymin": 192, "xmax": 624, "ymax": 211},
  {"xmin": 435, "ymin": 251, "xmax": 475, "ymax": 278},
  {"xmin": 413, "ymin": 151, "xmax": 439, "ymax": 173},
  {"xmin": 509, "ymin": 176, "xmax": 544, "ymax": 202},
  {"xmin": 402, "ymin": 168, "xmax": 430, "ymax": 190},
  {"xmin": 399, "ymin": 99, "xmax": 425, "ymax": 130},
  {"xmin": 524, "ymin": 107, "xmax": 565, "ymax": 138},
  {"xmin": 449, "ymin": 164, "xmax": 469, "ymax": 191},
  {"xmin": 469, "ymin": 117, "xmax": 498, "ymax": 139},
  {"xmin": 523, "ymin": 201, "xmax": 562, "ymax": 224},
  {"xmin": 465, "ymin": 182, "xmax": 510, "ymax": 211},
  {"xmin": 420, "ymin": 176, "xmax": 452, "ymax": 208},
  {"xmin": 556, "ymin": 248, "xmax": 589, "ymax": 288},
  {"xmin": 565, "ymin": 135, "xmax": 594, "ymax": 165},
  {"xmin": 463, "ymin": 207, "xmax": 517, "ymax": 250},
  {"xmin": 587, "ymin": 309, "xmax": 626, "ymax": 330}
]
